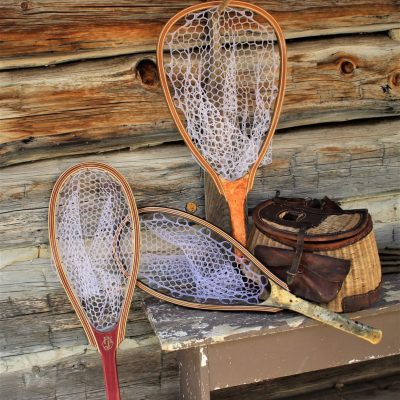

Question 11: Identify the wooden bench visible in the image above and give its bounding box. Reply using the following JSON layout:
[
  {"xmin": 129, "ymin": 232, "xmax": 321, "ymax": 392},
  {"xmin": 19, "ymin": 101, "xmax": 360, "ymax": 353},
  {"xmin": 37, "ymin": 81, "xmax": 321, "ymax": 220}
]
[{"xmin": 142, "ymin": 273, "xmax": 400, "ymax": 400}]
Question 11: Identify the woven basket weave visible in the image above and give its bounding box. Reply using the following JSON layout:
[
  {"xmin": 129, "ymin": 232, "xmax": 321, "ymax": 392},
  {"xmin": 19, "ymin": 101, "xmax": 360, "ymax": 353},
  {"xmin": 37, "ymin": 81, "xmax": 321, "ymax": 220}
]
[{"xmin": 249, "ymin": 197, "xmax": 382, "ymax": 312}]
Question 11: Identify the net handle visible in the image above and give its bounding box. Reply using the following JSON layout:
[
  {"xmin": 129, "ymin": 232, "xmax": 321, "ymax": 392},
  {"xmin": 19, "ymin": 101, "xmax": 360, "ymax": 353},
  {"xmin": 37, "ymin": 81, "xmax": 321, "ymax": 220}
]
[
  {"xmin": 48, "ymin": 162, "xmax": 141, "ymax": 348},
  {"xmin": 157, "ymin": 1, "xmax": 287, "ymax": 197}
]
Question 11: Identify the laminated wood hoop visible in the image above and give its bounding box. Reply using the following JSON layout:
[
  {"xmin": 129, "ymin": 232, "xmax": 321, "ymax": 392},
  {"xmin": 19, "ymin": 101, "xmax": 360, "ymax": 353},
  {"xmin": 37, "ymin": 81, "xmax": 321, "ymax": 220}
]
[{"xmin": 157, "ymin": 1, "xmax": 287, "ymax": 245}]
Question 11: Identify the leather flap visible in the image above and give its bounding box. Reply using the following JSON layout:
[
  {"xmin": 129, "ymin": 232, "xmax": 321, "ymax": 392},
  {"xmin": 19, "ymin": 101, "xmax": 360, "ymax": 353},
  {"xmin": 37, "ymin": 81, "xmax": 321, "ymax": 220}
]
[{"xmin": 255, "ymin": 245, "xmax": 351, "ymax": 303}]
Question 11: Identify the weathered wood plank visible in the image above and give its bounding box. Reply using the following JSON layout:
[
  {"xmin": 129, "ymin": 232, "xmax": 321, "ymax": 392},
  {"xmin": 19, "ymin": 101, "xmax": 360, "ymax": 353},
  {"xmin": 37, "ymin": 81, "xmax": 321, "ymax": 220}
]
[
  {"xmin": 1, "ymin": 34, "xmax": 399, "ymax": 167},
  {"xmin": 1, "ymin": 1, "xmax": 399, "ymax": 70},
  {"xmin": 0, "ymin": 256, "xmax": 154, "ymax": 358},
  {"xmin": 143, "ymin": 274, "xmax": 400, "ymax": 352},
  {"xmin": 0, "ymin": 118, "xmax": 398, "ymax": 251},
  {"xmin": 0, "ymin": 339, "xmax": 178, "ymax": 400},
  {"xmin": 0, "ymin": 143, "xmax": 204, "ymax": 250},
  {"xmin": 1, "ymin": 258, "xmax": 399, "ymax": 399},
  {"xmin": 212, "ymin": 355, "xmax": 400, "ymax": 400},
  {"xmin": 0, "ymin": 256, "xmax": 179, "ymax": 399}
]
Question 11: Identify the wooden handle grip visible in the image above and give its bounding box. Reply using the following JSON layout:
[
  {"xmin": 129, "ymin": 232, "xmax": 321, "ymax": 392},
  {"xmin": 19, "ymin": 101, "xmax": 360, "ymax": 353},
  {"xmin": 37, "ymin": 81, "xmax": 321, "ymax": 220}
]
[
  {"xmin": 222, "ymin": 177, "xmax": 249, "ymax": 247},
  {"xmin": 94, "ymin": 328, "xmax": 121, "ymax": 400},
  {"xmin": 268, "ymin": 283, "xmax": 383, "ymax": 344}
]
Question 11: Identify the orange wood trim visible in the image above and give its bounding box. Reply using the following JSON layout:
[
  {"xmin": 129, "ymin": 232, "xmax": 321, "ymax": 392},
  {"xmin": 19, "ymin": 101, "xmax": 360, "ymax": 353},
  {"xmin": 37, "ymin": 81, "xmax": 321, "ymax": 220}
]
[
  {"xmin": 220, "ymin": 175, "xmax": 249, "ymax": 246},
  {"xmin": 157, "ymin": 1, "xmax": 287, "ymax": 198}
]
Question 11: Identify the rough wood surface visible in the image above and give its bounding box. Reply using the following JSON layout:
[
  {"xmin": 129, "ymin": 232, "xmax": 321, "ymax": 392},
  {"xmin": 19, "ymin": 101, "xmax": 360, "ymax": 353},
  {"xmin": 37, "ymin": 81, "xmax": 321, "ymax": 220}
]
[
  {"xmin": 1, "ymin": 1, "xmax": 399, "ymax": 70},
  {"xmin": 1, "ymin": 2, "xmax": 399, "ymax": 399},
  {"xmin": 212, "ymin": 355, "xmax": 400, "ymax": 400},
  {"xmin": 143, "ymin": 274, "xmax": 400, "ymax": 352},
  {"xmin": 1, "ymin": 118, "xmax": 398, "ymax": 251},
  {"xmin": 0, "ymin": 255, "xmax": 179, "ymax": 399},
  {"xmin": 1, "ymin": 257, "xmax": 398, "ymax": 400},
  {"xmin": 1, "ymin": 34, "xmax": 399, "ymax": 167},
  {"xmin": 1, "ymin": 340, "xmax": 178, "ymax": 400}
]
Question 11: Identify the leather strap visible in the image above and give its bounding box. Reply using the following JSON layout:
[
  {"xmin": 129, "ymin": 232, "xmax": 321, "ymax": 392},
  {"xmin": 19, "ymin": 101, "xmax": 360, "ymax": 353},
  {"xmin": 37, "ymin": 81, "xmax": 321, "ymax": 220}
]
[{"xmin": 286, "ymin": 225, "xmax": 307, "ymax": 285}]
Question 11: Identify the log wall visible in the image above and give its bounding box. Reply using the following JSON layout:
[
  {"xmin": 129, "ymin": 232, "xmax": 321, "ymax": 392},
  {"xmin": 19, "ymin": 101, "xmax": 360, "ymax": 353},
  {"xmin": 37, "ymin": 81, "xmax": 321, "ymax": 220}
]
[{"xmin": 0, "ymin": 1, "xmax": 399, "ymax": 399}]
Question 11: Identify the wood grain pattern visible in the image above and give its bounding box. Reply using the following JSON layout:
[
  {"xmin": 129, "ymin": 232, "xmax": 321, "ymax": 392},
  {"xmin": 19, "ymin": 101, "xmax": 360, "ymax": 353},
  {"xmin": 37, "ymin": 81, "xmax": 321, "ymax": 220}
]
[
  {"xmin": 1, "ymin": 2, "xmax": 399, "ymax": 398},
  {"xmin": 1, "ymin": 34, "xmax": 399, "ymax": 167},
  {"xmin": 1, "ymin": 1, "xmax": 399, "ymax": 70},
  {"xmin": 212, "ymin": 357, "xmax": 400, "ymax": 400},
  {"xmin": 0, "ymin": 118, "xmax": 398, "ymax": 251}
]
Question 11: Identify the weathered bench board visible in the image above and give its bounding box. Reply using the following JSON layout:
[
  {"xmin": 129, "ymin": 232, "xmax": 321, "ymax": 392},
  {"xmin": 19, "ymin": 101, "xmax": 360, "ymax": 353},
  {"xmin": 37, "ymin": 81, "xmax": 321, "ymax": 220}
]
[{"xmin": 142, "ymin": 274, "xmax": 400, "ymax": 399}]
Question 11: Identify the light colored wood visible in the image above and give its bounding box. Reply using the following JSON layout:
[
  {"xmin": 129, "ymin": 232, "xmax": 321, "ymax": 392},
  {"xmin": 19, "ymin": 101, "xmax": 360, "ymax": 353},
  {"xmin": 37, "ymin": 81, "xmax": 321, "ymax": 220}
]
[
  {"xmin": 0, "ymin": 119, "xmax": 398, "ymax": 251},
  {"xmin": 1, "ymin": 1, "xmax": 399, "ymax": 70},
  {"xmin": 0, "ymin": 338, "xmax": 176, "ymax": 400},
  {"xmin": 389, "ymin": 28, "xmax": 400, "ymax": 41},
  {"xmin": 1, "ymin": 34, "xmax": 400, "ymax": 167}
]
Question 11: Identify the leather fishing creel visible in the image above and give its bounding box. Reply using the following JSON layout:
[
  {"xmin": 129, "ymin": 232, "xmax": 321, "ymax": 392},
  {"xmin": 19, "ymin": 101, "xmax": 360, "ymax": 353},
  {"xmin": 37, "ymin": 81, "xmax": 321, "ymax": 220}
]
[{"xmin": 248, "ymin": 194, "xmax": 382, "ymax": 312}]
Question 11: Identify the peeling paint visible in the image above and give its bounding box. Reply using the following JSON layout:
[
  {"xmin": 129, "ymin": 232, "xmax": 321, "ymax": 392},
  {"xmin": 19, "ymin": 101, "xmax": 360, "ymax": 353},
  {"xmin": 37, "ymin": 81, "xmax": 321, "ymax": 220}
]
[
  {"xmin": 286, "ymin": 316, "xmax": 306, "ymax": 328},
  {"xmin": 208, "ymin": 323, "xmax": 263, "ymax": 343},
  {"xmin": 200, "ymin": 347, "xmax": 207, "ymax": 367}
]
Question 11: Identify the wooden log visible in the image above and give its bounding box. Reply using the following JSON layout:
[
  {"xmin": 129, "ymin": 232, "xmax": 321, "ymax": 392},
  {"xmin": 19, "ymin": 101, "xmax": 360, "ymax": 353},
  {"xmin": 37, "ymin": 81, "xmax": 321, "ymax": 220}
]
[
  {"xmin": 0, "ymin": 118, "xmax": 398, "ymax": 251},
  {"xmin": 0, "ymin": 143, "xmax": 204, "ymax": 250},
  {"xmin": 1, "ymin": 1, "xmax": 399, "ymax": 70},
  {"xmin": 1, "ymin": 34, "xmax": 399, "ymax": 167}
]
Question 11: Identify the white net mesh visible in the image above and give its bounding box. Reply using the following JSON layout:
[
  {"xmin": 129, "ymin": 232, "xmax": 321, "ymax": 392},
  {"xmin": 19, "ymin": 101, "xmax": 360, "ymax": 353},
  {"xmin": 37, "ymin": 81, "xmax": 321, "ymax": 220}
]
[
  {"xmin": 139, "ymin": 211, "xmax": 269, "ymax": 305},
  {"xmin": 164, "ymin": 6, "xmax": 279, "ymax": 180},
  {"xmin": 55, "ymin": 168, "xmax": 134, "ymax": 332}
]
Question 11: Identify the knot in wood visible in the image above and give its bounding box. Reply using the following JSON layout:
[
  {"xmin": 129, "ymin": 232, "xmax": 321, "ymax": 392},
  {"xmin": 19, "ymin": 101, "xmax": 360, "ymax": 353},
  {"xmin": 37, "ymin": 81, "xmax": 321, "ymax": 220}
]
[
  {"xmin": 390, "ymin": 71, "xmax": 400, "ymax": 87},
  {"xmin": 20, "ymin": 1, "xmax": 30, "ymax": 11},
  {"xmin": 340, "ymin": 60, "xmax": 356, "ymax": 75},
  {"xmin": 77, "ymin": 363, "xmax": 86, "ymax": 371},
  {"xmin": 135, "ymin": 59, "xmax": 159, "ymax": 88},
  {"xmin": 31, "ymin": 366, "xmax": 40, "ymax": 375}
]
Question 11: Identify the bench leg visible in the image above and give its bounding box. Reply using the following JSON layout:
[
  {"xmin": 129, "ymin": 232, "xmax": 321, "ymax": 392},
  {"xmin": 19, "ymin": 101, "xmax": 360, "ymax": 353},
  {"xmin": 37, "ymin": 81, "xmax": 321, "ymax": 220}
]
[{"xmin": 178, "ymin": 346, "xmax": 210, "ymax": 400}]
